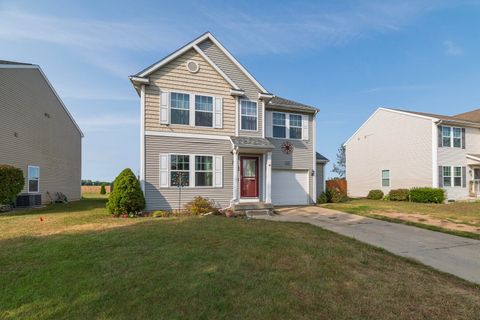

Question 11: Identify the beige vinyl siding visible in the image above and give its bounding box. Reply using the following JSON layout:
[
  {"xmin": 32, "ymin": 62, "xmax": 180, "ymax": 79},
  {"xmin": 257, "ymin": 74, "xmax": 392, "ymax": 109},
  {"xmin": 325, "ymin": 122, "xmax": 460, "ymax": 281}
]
[
  {"xmin": 145, "ymin": 49, "xmax": 235, "ymax": 135},
  {"xmin": 266, "ymin": 112, "xmax": 315, "ymax": 203},
  {"xmin": 0, "ymin": 68, "xmax": 82, "ymax": 203},
  {"xmin": 438, "ymin": 126, "xmax": 480, "ymax": 199},
  {"xmin": 346, "ymin": 109, "xmax": 433, "ymax": 197},
  {"xmin": 145, "ymin": 135, "xmax": 233, "ymax": 210},
  {"xmin": 197, "ymin": 39, "xmax": 263, "ymax": 137}
]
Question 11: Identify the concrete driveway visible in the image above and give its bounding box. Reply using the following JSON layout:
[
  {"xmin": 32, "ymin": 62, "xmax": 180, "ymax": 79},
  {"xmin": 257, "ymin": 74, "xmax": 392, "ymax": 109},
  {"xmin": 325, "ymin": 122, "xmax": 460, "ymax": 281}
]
[{"xmin": 256, "ymin": 206, "xmax": 480, "ymax": 284}]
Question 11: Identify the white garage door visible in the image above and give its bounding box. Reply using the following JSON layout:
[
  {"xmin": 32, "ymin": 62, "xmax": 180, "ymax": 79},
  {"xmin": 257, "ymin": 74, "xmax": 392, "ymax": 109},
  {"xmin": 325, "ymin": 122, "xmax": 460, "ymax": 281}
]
[{"xmin": 272, "ymin": 170, "xmax": 309, "ymax": 205}]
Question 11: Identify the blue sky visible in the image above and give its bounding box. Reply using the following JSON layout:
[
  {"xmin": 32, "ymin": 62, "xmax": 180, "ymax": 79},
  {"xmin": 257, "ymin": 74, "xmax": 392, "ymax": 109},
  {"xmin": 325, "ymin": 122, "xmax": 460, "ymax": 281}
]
[{"xmin": 1, "ymin": 0, "xmax": 479, "ymax": 181}]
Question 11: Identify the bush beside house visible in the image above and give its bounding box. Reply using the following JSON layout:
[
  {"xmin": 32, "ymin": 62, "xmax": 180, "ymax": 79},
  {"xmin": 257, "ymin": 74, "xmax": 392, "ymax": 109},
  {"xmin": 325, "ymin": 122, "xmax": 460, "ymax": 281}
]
[
  {"xmin": 107, "ymin": 168, "xmax": 145, "ymax": 216},
  {"xmin": 0, "ymin": 165, "xmax": 25, "ymax": 211},
  {"xmin": 389, "ymin": 189, "xmax": 410, "ymax": 201},
  {"xmin": 367, "ymin": 189, "xmax": 384, "ymax": 200},
  {"xmin": 410, "ymin": 187, "xmax": 445, "ymax": 203}
]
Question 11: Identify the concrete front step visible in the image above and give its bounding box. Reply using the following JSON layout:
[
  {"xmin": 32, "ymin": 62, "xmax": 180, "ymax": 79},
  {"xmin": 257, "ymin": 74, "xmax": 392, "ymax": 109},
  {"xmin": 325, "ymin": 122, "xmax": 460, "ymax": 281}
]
[{"xmin": 232, "ymin": 202, "xmax": 274, "ymax": 217}]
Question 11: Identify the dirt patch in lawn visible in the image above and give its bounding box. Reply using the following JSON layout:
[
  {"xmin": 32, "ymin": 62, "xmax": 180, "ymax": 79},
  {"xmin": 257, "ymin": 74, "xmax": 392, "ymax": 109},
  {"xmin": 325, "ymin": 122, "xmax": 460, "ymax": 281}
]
[{"xmin": 371, "ymin": 211, "xmax": 480, "ymax": 235}]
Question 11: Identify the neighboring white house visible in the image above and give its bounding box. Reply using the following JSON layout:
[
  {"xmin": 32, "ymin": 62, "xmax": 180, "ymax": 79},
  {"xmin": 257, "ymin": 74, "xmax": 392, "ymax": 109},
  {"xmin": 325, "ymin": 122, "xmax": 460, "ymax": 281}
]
[{"xmin": 345, "ymin": 107, "xmax": 480, "ymax": 200}]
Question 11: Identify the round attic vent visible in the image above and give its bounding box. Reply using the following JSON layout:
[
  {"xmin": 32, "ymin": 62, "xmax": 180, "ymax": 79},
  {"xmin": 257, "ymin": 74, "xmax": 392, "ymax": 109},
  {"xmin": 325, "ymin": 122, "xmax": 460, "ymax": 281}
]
[{"xmin": 186, "ymin": 60, "xmax": 199, "ymax": 73}]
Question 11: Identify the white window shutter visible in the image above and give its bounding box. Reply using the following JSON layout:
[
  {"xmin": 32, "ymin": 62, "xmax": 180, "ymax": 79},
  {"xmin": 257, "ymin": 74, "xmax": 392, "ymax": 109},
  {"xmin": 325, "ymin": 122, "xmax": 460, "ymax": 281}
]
[
  {"xmin": 265, "ymin": 111, "xmax": 273, "ymax": 137},
  {"xmin": 302, "ymin": 114, "xmax": 309, "ymax": 140},
  {"xmin": 214, "ymin": 155, "xmax": 223, "ymax": 187},
  {"xmin": 159, "ymin": 154, "xmax": 169, "ymax": 187},
  {"xmin": 159, "ymin": 90, "xmax": 170, "ymax": 124},
  {"xmin": 214, "ymin": 97, "xmax": 223, "ymax": 128}
]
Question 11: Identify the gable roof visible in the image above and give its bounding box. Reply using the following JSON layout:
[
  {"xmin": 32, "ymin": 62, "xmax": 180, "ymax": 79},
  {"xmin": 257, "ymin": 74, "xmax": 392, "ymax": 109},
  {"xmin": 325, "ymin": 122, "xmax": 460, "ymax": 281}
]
[
  {"xmin": 132, "ymin": 32, "xmax": 269, "ymax": 94},
  {"xmin": 316, "ymin": 152, "xmax": 329, "ymax": 163},
  {"xmin": 0, "ymin": 61, "xmax": 84, "ymax": 137},
  {"xmin": 268, "ymin": 96, "xmax": 318, "ymax": 113},
  {"xmin": 454, "ymin": 109, "xmax": 480, "ymax": 123}
]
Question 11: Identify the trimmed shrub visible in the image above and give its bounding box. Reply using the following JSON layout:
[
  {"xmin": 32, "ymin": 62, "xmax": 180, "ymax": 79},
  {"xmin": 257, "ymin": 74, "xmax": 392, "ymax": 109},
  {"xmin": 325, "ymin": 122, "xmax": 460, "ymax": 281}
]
[
  {"xmin": 318, "ymin": 188, "xmax": 347, "ymax": 204},
  {"xmin": 106, "ymin": 168, "xmax": 145, "ymax": 216},
  {"xmin": 389, "ymin": 189, "xmax": 410, "ymax": 201},
  {"xmin": 367, "ymin": 189, "xmax": 384, "ymax": 200},
  {"xmin": 410, "ymin": 187, "xmax": 445, "ymax": 204},
  {"xmin": 317, "ymin": 192, "xmax": 328, "ymax": 204},
  {"xmin": 0, "ymin": 165, "xmax": 25, "ymax": 205},
  {"xmin": 185, "ymin": 196, "xmax": 218, "ymax": 215},
  {"xmin": 100, "ymin": 184, "xmax": 106, "ymax": 195}
]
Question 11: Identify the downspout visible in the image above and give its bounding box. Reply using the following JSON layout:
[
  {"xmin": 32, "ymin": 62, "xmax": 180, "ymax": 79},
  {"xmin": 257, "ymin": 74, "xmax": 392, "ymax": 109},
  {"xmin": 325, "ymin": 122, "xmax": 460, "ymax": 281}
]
[{"xmin": 312, "ymin": 109, "xmax": 319, "ymax": 203}]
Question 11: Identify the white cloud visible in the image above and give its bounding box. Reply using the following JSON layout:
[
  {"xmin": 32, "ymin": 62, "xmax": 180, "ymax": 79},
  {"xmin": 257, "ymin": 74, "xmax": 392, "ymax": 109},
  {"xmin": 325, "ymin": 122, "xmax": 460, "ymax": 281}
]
[{"xmin": 443, "ymin": 40, "xmax": 464, "ymax": 56}]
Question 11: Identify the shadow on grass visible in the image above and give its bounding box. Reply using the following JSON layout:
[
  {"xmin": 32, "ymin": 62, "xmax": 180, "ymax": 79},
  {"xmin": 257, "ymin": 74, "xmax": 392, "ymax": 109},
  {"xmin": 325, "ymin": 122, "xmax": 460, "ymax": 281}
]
[{"xmin": 3, "ymin": 198, "xmax": 108, "ymax": 217}]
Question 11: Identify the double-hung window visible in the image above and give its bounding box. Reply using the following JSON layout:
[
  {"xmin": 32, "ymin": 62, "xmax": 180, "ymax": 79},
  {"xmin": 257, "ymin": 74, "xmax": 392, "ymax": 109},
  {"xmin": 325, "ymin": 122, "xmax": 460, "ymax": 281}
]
[
  {"xmin": 442, "ymin": 126, "xmax": 451, "ymax": 147},
  {"xmin": 272, "ymin": 112, "xmax": 286, "ymax": 138},
  {"xmin": 170, "ymin": 155, "xmax": 190, "ymax": 187},
  {"xmin": 170, "ymin": 92, "xmax": 190, "ymax": 125},
  {"xmin": 381, "ymin": 170, "xmax": 390, "ymax": 187},
  {"xmin": 289, "ymin": 114, "xmax": 302, "ymax": 139},
  {"xmin": 28, "ymin": 166, "xmax": 40, "ymax": 193},
  {"xmin": 195, "ymin": 95, "xmax": 213, "ymax": 127},
  {"xmin": 453, "ymin": 128, "xmax": 462, "ymax": 148},
  {"xmin": 195, "ymin": 156, "xmax": 213, "ymax": 186},
  {"xmin": 443, "ymin": 166, "xmax": 452, "ymax": 187},
  {"xmin": 241, "ymin": 100, "xmax": 257, "ymax": 131},
  {"xmin": 453, "ymin": 166, "xmax": 462, "ymax": 187}
]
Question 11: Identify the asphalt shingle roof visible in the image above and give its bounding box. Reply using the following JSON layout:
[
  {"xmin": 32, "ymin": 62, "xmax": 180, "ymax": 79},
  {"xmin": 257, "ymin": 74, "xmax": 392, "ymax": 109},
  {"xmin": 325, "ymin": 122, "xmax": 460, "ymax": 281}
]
[
  {"xmin": 230, "ymin": 136, "xmax": 275, "ymax": 150},
  {"xmin": 316, "ymin": 152, "xmax": 329, "ymax": 162},
  {"xmin": 0, "ymin": 60, "xmax": 32, "ymax": 65},
  {"xmin": 389, "ymin": 108, "xmax": 480, "ymax": 126},
  {"xmin": 268, "ymin": 96, "xmax": 317, "ymax": 112}
]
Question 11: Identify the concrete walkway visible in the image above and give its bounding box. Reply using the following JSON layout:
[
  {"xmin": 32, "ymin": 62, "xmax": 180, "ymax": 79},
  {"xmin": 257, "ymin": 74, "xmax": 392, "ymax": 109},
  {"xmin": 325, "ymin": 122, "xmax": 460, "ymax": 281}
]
[{"xmin": 256, "ymin": 206, "xmax": 480, "ymax": 284}]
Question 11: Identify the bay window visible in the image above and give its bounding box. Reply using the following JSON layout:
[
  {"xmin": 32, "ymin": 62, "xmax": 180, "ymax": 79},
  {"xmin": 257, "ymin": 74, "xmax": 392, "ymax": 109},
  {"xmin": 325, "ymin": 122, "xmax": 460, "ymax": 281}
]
[
  {"xmin": 170, "ymin": 92, "xmax": 190, "ymax": 125},
  {"xmin": 241, "ymin": 100, "xmax": 257, "ymax": 131}
]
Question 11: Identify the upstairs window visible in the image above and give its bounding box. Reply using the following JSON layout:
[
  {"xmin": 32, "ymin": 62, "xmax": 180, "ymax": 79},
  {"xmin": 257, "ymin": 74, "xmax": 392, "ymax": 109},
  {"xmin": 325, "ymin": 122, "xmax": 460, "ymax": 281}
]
[
  {"xmin": 195, "ymin": 156, "xmax": 213, "ymax": 186},
  {"xmin": 453, "ymin": 128, "xmax": 462, "ymax": 148},
  {"xmin": 272, "ymin": 112, "xmax": 286, "ymax": 138},
  {"xmin": 241, "ymin": 100, "xmax": 257, "ymax": 131},
  {"xmin": 28, "ymin": 166, "xmax": 40, "ymax": 193},
  {"xmin": 443, "ymin": 166, "xmax": 452, "ymax": 187},
  {"xmin": 170, "ymin": 155, "xmax": 190, "ymax": 187},
  {"xmin": 289, "ymin": 114, "xmax": 302, "ymax": 139},
  {"xmin": 170, "ymin": 92, "xmax": 190, "ymax": 125},
  {"xmin": 195, "ymin": 95, "xmax": 213, "ymax": 127},
  {"xmin": 442, "ymin": 126, "xmax": 451, "ymax": 147},
  {"xmin": 381, "ymin": 170, "xmax": 390, "ymax": 187}
]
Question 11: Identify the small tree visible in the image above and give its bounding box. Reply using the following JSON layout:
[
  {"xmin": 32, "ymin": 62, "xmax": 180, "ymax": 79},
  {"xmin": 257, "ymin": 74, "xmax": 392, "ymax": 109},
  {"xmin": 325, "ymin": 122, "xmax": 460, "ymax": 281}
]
[
  {"xmin": 0, "ymin": 165, "xmax": 25, "ymax": 205},
  {"xmin": 106, "ymin": 168, "xmax": 145, "ymax": 216},
  {"xmin": 332, "ymin": 144, "xmax": 346, "ymax": 178},
  {"xmin": 100, "ymin": 184, "xmax": 107, "ymax": 195}
]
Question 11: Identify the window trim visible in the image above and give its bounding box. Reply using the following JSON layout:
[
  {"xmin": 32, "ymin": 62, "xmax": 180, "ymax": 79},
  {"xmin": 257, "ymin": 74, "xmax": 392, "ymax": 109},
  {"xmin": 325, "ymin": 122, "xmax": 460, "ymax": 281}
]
[
  {"xmin": 27, "ymin": 165, "xmax": 40, "ymax": 193},
  {"xmin": 443, "ymin": 166, "xmax": 452, "ymax": 187},
  {"xmin": 453, "ymin": 166, "xmax": 462, "ymax": 187},
  {"xmin": 271, "ymin": 111, "xmax": 303, "ymax": 140},
  {"xmin": 168, "ymin": 153, "xmax": 219, "ymax": 188},
  {"xmin": 194, "ymin": 94, "xmax": 214, "ymax": 128},
  {"xmin": 170, "ymin": 91, "xmax": 191, "ymax": 126},
  {"xmin": 441, "ymin": 126, "xmax": 463, "ymax": 148},
  {"xmin": 381, "ymin": 169, "xmax": 390, "ymax": 188},
  {"xmin": 272, "ymin": 112, "xmax": 287, "ymax": 138},
  {"xmin": 169, "ymin": 91, "xmax": 217, "ymax": 128},
  {"xmin": 240, "ymin": 99, "xmax": 258, "ymax": 131},
  {"xmin": 169, "ymin": 154, "xmax": 190, "ymax": 187}
]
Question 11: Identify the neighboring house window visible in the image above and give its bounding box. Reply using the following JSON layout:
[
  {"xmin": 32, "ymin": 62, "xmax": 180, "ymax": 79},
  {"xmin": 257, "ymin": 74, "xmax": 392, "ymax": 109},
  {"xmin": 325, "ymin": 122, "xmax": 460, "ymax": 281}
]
[
  {"xmin": 195, "ymin": 156, "xmax": 213, "ymax": 186},
  {"xmin": 289, "ymin": 114, "xmax": 302, "ymax": 139},
  {"xmin": 28, "ymin": 166, "xmax": 40, "ymax": 193},
  {"xmin": 453, "ymin": 166, "xmax": 462, "ymax": 187},
  {"xmin": 241, "ymin": 100, "xmax": 257, "ymax": 131},
  {"xmin": 381, "ymin": 170, "xmax": 390, "ymax": 187},
  {"xmin": 442, "ymin": 126, "xmax": 451, "ymax": 147},
  {"xmin": 170, "ymin": 92, "xmax": 190, "ymax": 125},
  {"xmin": 443, "ymin": 166, "xmax": 452, "ymax": 187},
  {"xmin": 170, "ymin": 155, "xmax": 190, "ymax": 186},
  {"xmin": 272, "ymin": 112, "xmax": 286, "ymax": 138},
  {"xmin": 453, "ymin": 128, "xmax": 462, "ymax": 148},
  {"xmin": 195, "ymin": 95, "xmax": 213, "ymax": 127}
]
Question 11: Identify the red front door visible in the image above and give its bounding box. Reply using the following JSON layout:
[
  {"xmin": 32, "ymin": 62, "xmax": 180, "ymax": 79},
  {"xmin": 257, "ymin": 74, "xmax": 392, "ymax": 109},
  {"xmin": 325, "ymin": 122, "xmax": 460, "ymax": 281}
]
[{"xmin": 240, "ymin": 157, "xmax": 259, "ymax": 198}]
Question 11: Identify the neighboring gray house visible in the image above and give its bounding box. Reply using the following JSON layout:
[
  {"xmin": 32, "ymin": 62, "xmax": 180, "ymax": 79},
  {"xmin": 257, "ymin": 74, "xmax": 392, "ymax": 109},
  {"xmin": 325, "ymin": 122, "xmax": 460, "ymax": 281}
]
[
  {"xmin": 345, "ymin": 107, "xmax": 480, "ymax": 200},
  {"xmin": 0, "ymin": 60, "xmax": 83, "ymax": 206},
  {"xmin": 129, "ymin": 32, "xmax": 325, "ymax": 210}
]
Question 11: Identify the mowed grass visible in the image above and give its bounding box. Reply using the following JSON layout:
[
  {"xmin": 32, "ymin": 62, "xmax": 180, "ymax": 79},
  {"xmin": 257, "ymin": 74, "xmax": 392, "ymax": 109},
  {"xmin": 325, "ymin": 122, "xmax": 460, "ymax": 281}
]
[{"xmin": 1, "ymin": 198, "xmax": 479, "ymax": 319}]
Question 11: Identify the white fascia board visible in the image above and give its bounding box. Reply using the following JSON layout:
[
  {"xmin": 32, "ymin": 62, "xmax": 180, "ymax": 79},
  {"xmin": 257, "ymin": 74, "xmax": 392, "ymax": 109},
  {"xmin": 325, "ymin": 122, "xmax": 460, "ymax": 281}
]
[
  {"xmin": 259, "ymin": 93, "xmax": 274, "ymax": 100},
  {"xmin": 192, "ymin": 45, "xmax": 240, "ymax": 90},
  {"xmin": 466, "ymin": 154, "xmax": 480, "ymax": 162},
  {"xmin": 145, "ymin": 130, "xmax": 231, "ymax": 141},
  {"xmin": 230, "ymin": 89, "xmax": 245, "ymax": 96},
  {"xmin": 129, "ymin": 76, "xmax": 149, "ymax": 84},
  {"xmin": 0, "ymin": 64, "xmax": 39, "ymax": 69},
  {"xmin": 344, "ymin": 107, "xmax": 438, "ymax": 146}
]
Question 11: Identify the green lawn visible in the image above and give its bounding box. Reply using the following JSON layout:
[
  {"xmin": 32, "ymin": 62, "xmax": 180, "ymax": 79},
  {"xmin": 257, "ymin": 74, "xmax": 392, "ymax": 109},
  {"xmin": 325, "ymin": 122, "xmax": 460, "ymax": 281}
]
[
  {"xmin": 324, "ymin": 199, "xmax": 480, "ymax": 239},
  {"xmin": 1, "ymin": 198, "xmax": 479, "ymax": 319}
]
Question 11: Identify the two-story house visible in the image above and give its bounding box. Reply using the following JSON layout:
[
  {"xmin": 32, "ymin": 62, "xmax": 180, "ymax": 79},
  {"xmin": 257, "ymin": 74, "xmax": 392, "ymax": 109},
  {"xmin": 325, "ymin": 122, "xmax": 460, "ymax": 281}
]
[
  {"xmin": 345, "ymin": 107, "xmax": 480, "ymax": 200},
  {"xmin": 129, "ymin": 32, "xmax": 326, "ymax": 211}
]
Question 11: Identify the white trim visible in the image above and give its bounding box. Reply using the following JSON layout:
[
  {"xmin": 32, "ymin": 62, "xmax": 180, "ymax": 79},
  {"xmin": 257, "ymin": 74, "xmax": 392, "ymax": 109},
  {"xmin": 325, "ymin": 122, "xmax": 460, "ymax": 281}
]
[
  {"xmin": 145, "ymin": 130, "xmax": 230, "ymax": 140},
  {"xmin": 230, "ymin": 89, "xmax": 245, "ymax": 96},
  {"xmin": 239, "ymin": 99, "xmax": 258, "ymax": 132},
  {"xmin": 27, "ymin": 165, "xmax": 40, "ymax": 193},
  {"xmin": 169, "ymin": 90, "xmax": 218, "ymax": 128},
  {"xmin": 166, "ymin": 153, "xmax": 219, "ymax": 189},
  {"xmin": 261, "ymin": 101, "xmax": 265, "ymax": 138},
  {"xmin": 185, "ymin": 59, "xmax": 200, "ymax": 73},
  {"xmin": 232, "ymin": 148, "xmax": 239, "ymax": 204},
  {"xmin": 5, "ymin": 64, "xmax": 84, "ymax": 137},
  {"xmin": 235, "ymin": 97, "xmax": 239, "ymax": 136},
  {"xmin": 270, "ymin": 111, "xmax": 303, "ymax": 140},
  {"xmin": 265, "ymin": 152, "xmax": 272, "ymax": 203},
  {"xmin": 192, "ymin": 45, "xmax": 240, "ymax": 90},
  {"xmin": 344, "ymin": 107, "xmax": 438, "ymax": 146},
  {"xmin": 312, "ymin": 111, "xmax": 317, "ymax": 201},
  {"xmin": 136, "ymin": 32, "xmax": 268, "ymax": 93},
  {"xmin": 259, "ymin": 93, "xmax": 274, "ymax": 100},
  {"xmin": 381, "ymin": 169, "xmax": 391, "ymax": 188},
  {"xmin": 432, "ymin": 120, "xmax": 439, "ymax": 187},
  {"xmin": 467, "ymin": 154, "xmax": 480, "ymax": 162},
  {"xmin": 140, "ymin": 84, "xmax": 146, "ymax": 193},
  {"xmin": 128, "ymin": 76, "xmax": 149, "ymax": 84},
  {"xmin": 440, "ymin": 125, "xmax": 464, "ymax": 148}
]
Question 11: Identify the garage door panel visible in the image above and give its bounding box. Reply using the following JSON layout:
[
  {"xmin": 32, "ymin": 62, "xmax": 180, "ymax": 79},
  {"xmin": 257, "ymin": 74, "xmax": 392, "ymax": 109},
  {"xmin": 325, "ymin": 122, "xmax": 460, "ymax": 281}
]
[{"xmin": 272, "ymin": 170, "xmax": 309, "ymax": 205}]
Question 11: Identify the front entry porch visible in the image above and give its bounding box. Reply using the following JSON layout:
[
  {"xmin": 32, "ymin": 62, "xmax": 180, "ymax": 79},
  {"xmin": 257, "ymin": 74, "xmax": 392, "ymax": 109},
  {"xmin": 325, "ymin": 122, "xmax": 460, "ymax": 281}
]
[{"xmin": 467, "ymin": 154, "xmax": 480, "ymax": 198}]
